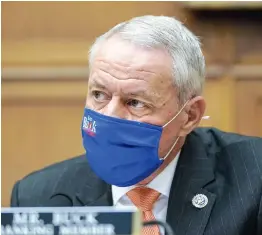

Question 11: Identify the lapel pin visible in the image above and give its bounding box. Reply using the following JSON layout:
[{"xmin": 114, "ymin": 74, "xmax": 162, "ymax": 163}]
[{"xmin": 192, "ymin": 194, "xmax": 208, "ymax": 208}]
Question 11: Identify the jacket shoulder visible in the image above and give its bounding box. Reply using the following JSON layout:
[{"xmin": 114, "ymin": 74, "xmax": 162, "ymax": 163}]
[
  {"xmin": 194, "ymin": 127, "xmax": 262, "ymax": 168},
  {"xmin": 11, "ymin": 155, "xmax": 87, "ymax": 206},
  {"xmin": 195, "ymin": 127, "xmax": 262, "ymax": 148}
]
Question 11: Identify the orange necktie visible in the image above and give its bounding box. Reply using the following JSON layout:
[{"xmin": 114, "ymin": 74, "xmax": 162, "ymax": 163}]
[{"xmin": 126, "ymin": 187, "xmax": 161, "ymax": 235}]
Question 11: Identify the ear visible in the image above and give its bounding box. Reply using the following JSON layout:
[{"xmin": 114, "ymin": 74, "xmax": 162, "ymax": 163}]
[{"xmin": 178, "ymin": 96, "xmax": 206, "ymax": 136}]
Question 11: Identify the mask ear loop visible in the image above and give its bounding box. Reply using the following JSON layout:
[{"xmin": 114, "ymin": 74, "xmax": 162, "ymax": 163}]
[
  {"xmin": 163, "ymin": 100, "xmax": 190, "ymax": 128},
  {"xmin": 160, "ymin": 136, "xmax": 180, "ymax": 161},
  {"xmin": 160, "ymin": 101, "xmax": 210, "ymax": 161},
  {"xmin": 160, "ymin": 101, "xmax": 189, "ymax": 161}
]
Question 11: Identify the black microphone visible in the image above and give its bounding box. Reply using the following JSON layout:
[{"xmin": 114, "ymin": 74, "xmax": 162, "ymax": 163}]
[
  {"xmin": 46, "ymin": 194, "xmax": 73, "ymax": 207},
  {"xmin": 143, "ymin": 220, "xmax": 175, "ymax": 235}
]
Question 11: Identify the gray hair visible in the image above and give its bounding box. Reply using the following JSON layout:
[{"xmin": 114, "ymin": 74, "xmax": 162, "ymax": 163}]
[{"xmin": 89, "ymin": 15, "xmax": 205, "ymax": 104}]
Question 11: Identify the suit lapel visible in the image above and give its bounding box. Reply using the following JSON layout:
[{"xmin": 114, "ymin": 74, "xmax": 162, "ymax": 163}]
[
  {"xmin": 166, "ymin": 131, "xmax": 217, "ymax": 235},
  {"xmin": 49, "ymin": 156, "xmax": 113, "ymax": 207},
  {"xmin": 75, "ymin": 174, "xmax": 113, "ymax": 207}
]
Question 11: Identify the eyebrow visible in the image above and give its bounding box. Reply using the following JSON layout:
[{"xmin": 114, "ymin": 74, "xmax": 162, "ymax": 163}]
[
  {"xmin": 89, "ymin": 79, "xmax": 156, "ymax": 102},
  {"xmin": 89, "ymin": 80, "xmax": 108, "ymax": 90},
  {"xmin": 125, "ymin": 91, "xmax": 155, "ymax": 101}
]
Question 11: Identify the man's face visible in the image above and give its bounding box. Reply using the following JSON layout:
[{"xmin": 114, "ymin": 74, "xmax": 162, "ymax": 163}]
[{"xmin": 86, "ymin": 37, "xmax": 188, "ymax": 157}]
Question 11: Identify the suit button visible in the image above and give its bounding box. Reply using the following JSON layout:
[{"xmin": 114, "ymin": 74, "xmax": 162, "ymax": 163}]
[{"xmin": 192, "ymin": 194, "xmax": 208, "ymax": 208}]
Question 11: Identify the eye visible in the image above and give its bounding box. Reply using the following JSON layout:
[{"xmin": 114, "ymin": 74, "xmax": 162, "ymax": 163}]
[
  {"xmin": 127, "ymin": 99, "xmax": 146, "ymax": 109},
  {"xmin": 92, "ymin": 91, "xmax": 108, "ymax": 102}
]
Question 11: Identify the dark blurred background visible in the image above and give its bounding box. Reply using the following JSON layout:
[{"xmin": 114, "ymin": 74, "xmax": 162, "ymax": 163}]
[{"xmin": 2, "ymin": 1, "xmax": 262, "ymax": 206}]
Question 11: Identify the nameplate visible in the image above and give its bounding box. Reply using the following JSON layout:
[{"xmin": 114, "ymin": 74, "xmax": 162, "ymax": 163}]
[{"xmin": 1, "ymin": 207, "xmax": 141, "ymax": 235}]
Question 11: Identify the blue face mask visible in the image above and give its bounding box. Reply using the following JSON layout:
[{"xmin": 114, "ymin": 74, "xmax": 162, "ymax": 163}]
[{"xmin": 81, "ymin": 103, "xmax": 187, "ymax": 187}]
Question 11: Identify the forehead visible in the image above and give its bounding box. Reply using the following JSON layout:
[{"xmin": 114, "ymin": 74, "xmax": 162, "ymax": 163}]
[
  {"xmin": 89, "ymin": 37, "xmax": 177, "ymax": 104},
  {"xmin": 91, "ymin": 37, "xmax": 173, "ymax": 81}
]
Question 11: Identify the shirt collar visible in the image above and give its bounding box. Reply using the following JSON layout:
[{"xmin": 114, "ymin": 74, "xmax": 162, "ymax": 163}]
[{"xmin": 112, "ymin": 152, "xmax": 180, "ymax": 205}]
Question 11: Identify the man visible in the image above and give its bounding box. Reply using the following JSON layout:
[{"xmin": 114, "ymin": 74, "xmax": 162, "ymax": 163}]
[{"xmin": 11, "ymin": 15, "xmax": 262, "ymax": 235}]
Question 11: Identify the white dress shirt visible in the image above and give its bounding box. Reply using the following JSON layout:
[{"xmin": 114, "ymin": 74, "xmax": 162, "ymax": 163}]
[{"xmin": 112, "ymin": 152, "xmax": 180, "ymax": 234}]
